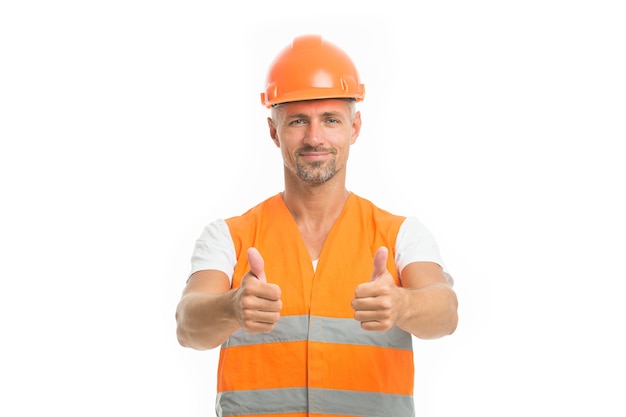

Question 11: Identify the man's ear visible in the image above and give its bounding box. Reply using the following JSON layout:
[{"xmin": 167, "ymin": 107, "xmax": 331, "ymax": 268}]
[
  {"xmin": 351, "ymin": 111, "xmax": 362, "ymax": 145},
  {"xmin": 267, "ymin": 117, "xmax": 280, "ymax": 147}
]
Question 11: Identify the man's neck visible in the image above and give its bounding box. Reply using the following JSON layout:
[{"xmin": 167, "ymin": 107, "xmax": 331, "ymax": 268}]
[
  {"xmin": 281, "ymin": 180, "xmax": 350, "ymax": 261},
  {"xmin": 281, "ymin": 179, "xmax": 350, "ymax": 233}
]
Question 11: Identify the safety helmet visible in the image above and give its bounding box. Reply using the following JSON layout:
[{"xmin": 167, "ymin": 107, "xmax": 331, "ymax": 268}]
[{"xmin": 260, "ymin": 35, "xmax": 365, "ymax": 108}]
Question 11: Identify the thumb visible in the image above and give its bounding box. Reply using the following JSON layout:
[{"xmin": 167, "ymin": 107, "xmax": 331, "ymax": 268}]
[
  {"xmin": 247, "ymin": 247, "xmax": 267, "ymax": 282},
  {"xmin": 371, "ymin": 246, "xmax": 389, "ymax": 281}
]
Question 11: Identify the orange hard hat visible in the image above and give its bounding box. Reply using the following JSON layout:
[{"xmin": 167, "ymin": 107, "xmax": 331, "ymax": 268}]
[{"xmin": 260, "ymin": 35, "xmax": 365, "ymax": 108}]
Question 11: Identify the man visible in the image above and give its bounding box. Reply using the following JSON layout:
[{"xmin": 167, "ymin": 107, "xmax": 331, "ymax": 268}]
[{"xmin": 176, "ymin": 34, "xmax": 458, "ymax": 417}]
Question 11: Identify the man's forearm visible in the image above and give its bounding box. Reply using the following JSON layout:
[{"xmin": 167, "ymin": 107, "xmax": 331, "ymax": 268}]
[
  {"xmin": 396, "ymin": 283, "xmax": 458, "ymax": 339},
  {"xmin": 176, "ymin": 291, "xmax": 240, "ymax": 350}
]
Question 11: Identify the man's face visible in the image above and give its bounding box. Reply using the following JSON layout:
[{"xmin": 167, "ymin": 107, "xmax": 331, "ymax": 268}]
[{"xmin": 268, "ymin": 99, "xmax": 361, "ymax": 187}]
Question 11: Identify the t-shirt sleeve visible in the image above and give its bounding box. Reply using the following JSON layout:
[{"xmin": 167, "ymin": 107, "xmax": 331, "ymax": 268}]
[
  {"xmin": 395, "ymin": 217, "xmax": 454, "ymax": 285},
  {"xmin": 189, "ymin": 218, "xmax": 236, "ymax": 282}
]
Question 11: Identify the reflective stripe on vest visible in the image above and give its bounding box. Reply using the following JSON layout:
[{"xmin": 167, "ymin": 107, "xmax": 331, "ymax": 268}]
[
  {"xmin": 224, "ymin": 315, "xmax": 412, "ymax": 350},
  {"xmin": 217, "ymin": 388, "xmax": 415, "ymax": 417}
]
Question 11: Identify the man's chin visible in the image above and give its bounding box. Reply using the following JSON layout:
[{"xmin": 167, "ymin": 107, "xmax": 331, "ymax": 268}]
[{"xmin": 297, "ymin": 171, "xmax": 335, "ymax": 186}]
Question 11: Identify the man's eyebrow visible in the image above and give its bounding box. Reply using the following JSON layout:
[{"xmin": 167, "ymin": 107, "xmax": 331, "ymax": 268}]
[
  {"xmin": 321, "ymin": 111, "xmax": 343, "ymax": 118},
  {"xmin": 285, "ymin": 113, "xmax": 309, "ymax": 119}
]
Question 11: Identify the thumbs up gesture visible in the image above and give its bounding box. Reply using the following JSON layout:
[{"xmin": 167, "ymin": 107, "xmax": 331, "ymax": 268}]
[
  {"xmin": 351, "ymin": 247, "xmax": 400, "ymax": 332},
  {"xmin": 234, "ymin": 247, "xmax": 282, "ymax": 333}
]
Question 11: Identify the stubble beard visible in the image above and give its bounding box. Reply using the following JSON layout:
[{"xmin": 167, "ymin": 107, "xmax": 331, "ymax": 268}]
[{"xmin": 296, "ymin": 158, "xmax": 337, "ymax": 186}]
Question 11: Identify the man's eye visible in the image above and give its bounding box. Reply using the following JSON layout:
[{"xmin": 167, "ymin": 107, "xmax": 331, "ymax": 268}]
[{"xmin": 289, "ymin": 119, "xmax": 305, "ymax": 125}]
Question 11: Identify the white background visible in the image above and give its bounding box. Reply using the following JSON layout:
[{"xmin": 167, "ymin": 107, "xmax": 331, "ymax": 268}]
[{"xmin": 1, "ymin": 1, "xmax": 625, "ymax": 416}]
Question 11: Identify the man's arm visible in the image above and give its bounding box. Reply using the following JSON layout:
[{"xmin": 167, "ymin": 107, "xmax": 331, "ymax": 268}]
[
  {"xmin": 352, "ymin": 247, "xmax": 458, "ymax": 339},
  {"xmin": 175, "ymin": 269, "xmax": 239, "ymax": 350},
  {"xmin": 176, "ymin": 248, "xmax": 282, "ymax": 350},
  {"xmin": 393, "ymin": 260, "xmax": 458, "ymax": 339}
]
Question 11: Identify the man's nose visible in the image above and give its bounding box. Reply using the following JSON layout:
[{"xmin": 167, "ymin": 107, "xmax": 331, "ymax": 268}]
[{"xmin": 303, "ymin": 121, "xmax": 324, "ymax": 147}]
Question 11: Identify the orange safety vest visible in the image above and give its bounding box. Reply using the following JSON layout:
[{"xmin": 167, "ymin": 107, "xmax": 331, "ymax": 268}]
[{"xmin": 219, "ymin": 193, "xmax": 415, "ymax": 417}]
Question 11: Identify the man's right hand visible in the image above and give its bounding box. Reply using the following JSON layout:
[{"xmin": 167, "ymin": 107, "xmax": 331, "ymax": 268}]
[{"xmin": 233, "ymin": 247, "xmax": 282, "ymax": 333}]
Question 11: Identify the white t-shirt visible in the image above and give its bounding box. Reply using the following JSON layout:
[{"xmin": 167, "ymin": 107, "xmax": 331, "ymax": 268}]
[{"xmin": 190, "ymin": 216, "xmax": 451, "ymax": 285}]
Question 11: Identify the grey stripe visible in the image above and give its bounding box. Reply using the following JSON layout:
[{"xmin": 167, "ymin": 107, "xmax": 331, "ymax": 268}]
[
  {"xmin": 310, "ymin": 388, "xmax": 415, "ymax": 417},
  {"xmin": 223, "ymin": 315, "xmax": 309, "ymax": 347},
  {"xmin": 216, "ymin": 388, "xmax": 414, "ymax": 417},
  {"xmin": 224, "ymin": 315, "xmax": 412, "ymax": 351},
  {"xmin": 310, "ymin": 316, "xmax": 413, "ymax": 350},
  {"xmin": 216, "ymin": 388, "xmax": 307, "ymax": 416}
]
